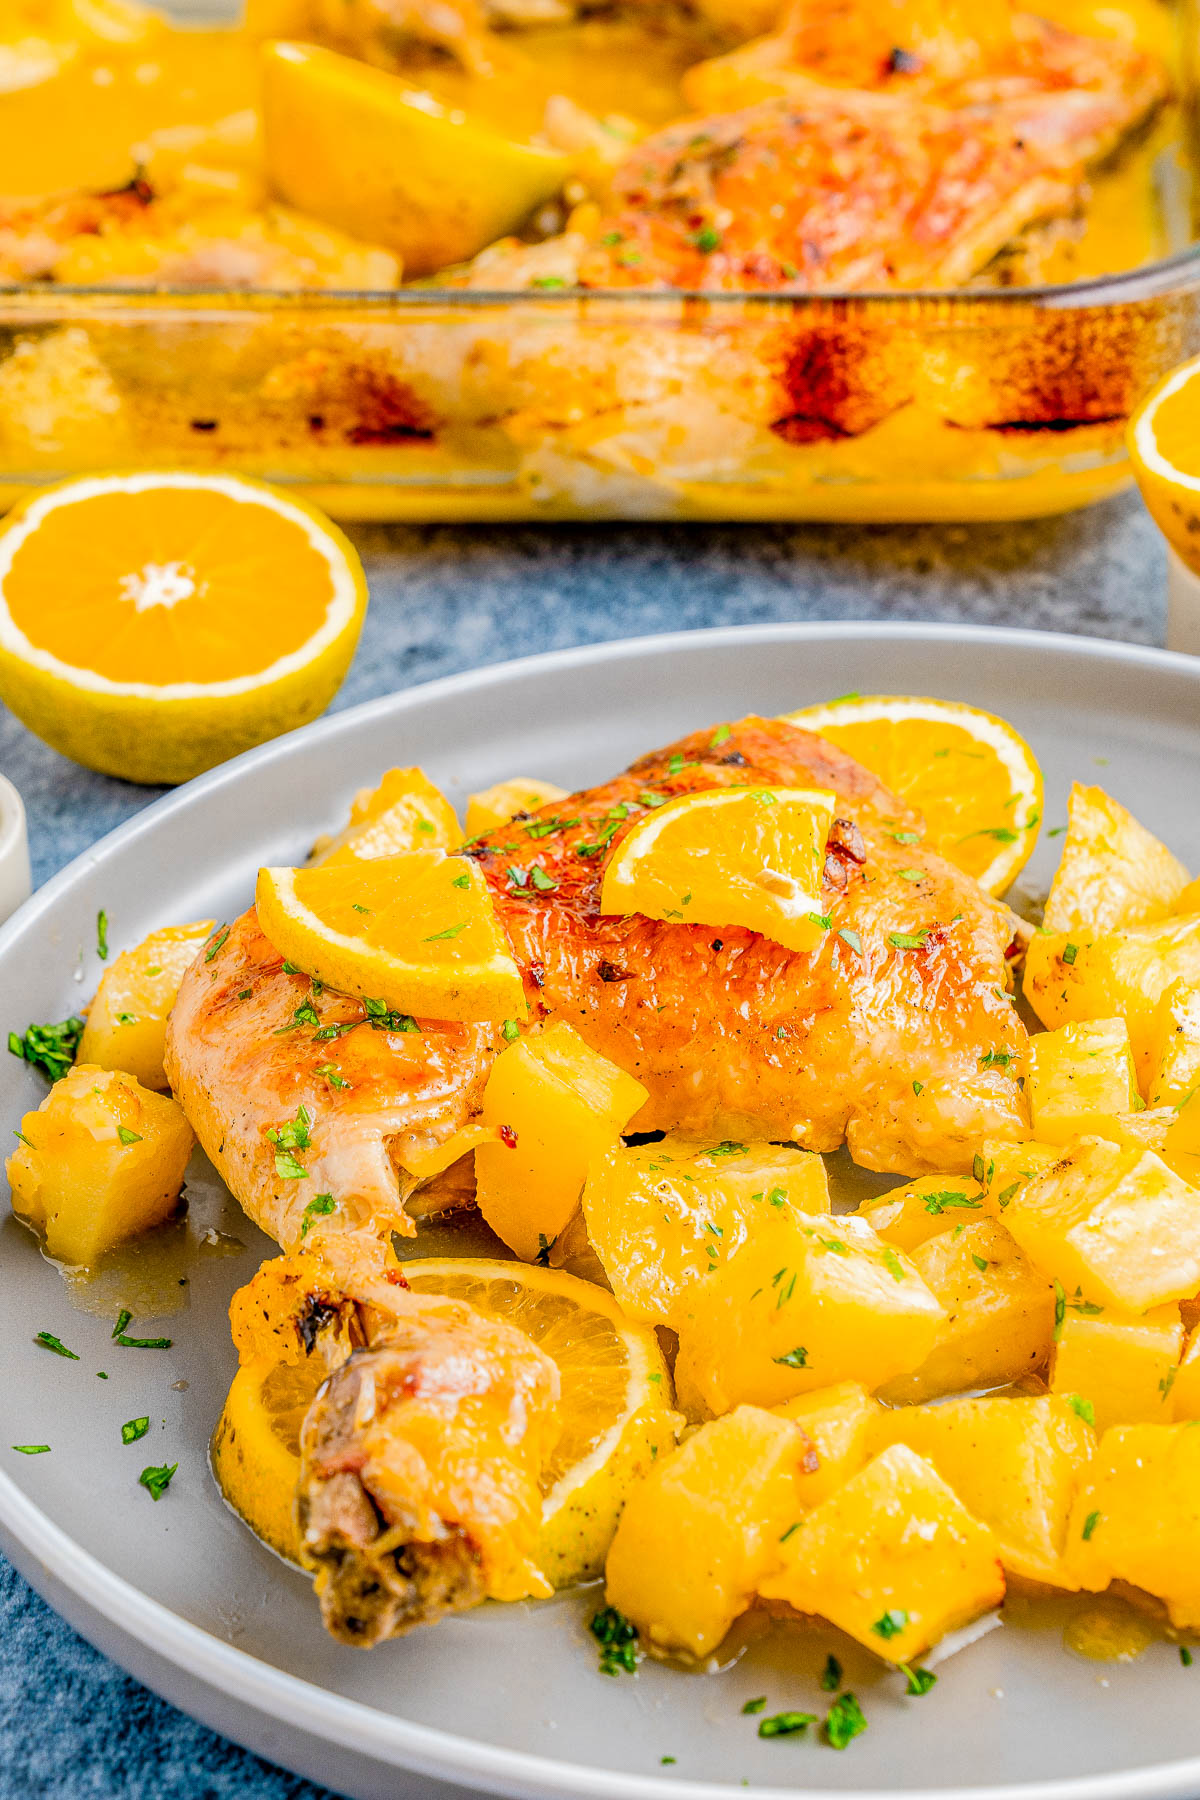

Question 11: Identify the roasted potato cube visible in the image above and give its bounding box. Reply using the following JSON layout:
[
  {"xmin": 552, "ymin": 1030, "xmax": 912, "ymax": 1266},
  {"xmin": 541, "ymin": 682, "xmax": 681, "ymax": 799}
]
[
  {"xmin": 1171, "ymin": 1328, "xmax": 1200, "ymax": 1419},
  {"xmin": 465, "ymin": 777, "xmax": 570, "ymax": 838},
  {"xmin": 673, "ymin": 1212, "xmax": 942, "ymax": 1416},
  {"xmin": 583, "ymin": 1135, "xmax": 828, "ymax": 1328},
  {"xmin": 1176, "ymin": 876, "xmax": 1200, "ymax": 916},
  {"xmin": 1028, "ymin": 1018, "xmax": 1137, "ymax": 1145},
  {"xmin": 1145, "ymin": 980, "xmax": 1200, "ymax": 1110},
  {"xmin": 880, "ymin": 1219, "xmax": 1056, "ymax": 1403},
  {"xmin": 1165, "ymin": 1090, "xmax": 1200, "ymax": 1185},
  {"xmin": 1068, "ymin": 1424, "xmax": 1200, "ymax": 1626},
  {"xmin": 758, "ymin": 1444, "xmax": 1005, "ymax": 1663},
  {"xmin": 1000, "ymin": 1137, "xmax": 1200, "ymax": 1311},
  {"xmin": 858, "ymin": 1174, "xmax": 986, "ymax": 1253},
  {"xmin": 475, "ymin": 1022, "xmax": 647, "ymax": 1262},
  {"xmin": 1051, "ymin": 1303, "xmax": 1182, "ymax": 1434},
  {"xmin": 1023, "ymin": 917, "xmax": 1200, "ymax": 1088},
  {"xmin": 978, "ymin": 1138, "xmax": 1063, "ymax": 1215},
  {"xmin": 772, "ymin": 1381, "xmax": 879, "ymax": 1507},
  {"xmin": 871, "ymin": 1395, "xmax": 1094, "ymax": 1587},
  {"xmin": 311, "ymin": 766, "xmax": 461, "ymax": 866},
  {"xmin": 7, "ymin": 1064, "xmax": 193, "ymax": 1265},
  {"xmin": 1042, "ymin": 784, "xmax": 1189, "ymax": 934},
  {"xmin": 604, "ymin": 1406, "xmax": 814, "ymax": 1658},
  {"xmin": 77, "ymin": 920, "xmax": 214, "ymax": 1090}
]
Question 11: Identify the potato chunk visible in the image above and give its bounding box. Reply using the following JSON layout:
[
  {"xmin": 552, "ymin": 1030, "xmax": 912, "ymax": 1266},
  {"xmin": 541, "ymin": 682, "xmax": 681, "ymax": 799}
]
[
  {"xmin": 475, "ymin": 1022, "xmax": 647, "ymax": 1262},
  {"xmin": 465, "ymin": 777, "xmax": 570, "ymax": 838},
  {"xmin": 1171, "ymin": 1328, "xmax": 1200, "ymax": 1419},
  {"xmin": 1176, "ymin": 876, "xmax": 1200, "ymax": 917},
  {"xmin": 1028, "ymin": 1018, "xmax": 1137, "ymax": 1145},
  {"xmin": 673, "ymin": 1212, "xmax": 942, "ymax": 1416},
  {"xmin": 858, "ymin": 1174, "xmax": 986, "ymax": 1253},
  {"xmin": 881, "ymin": 1218, "xmax": 1057, "ymax": 1403},
  {"xmin": 1145, "ymin": 980, "xmax": 1200, "ymax": 1110},
  {"xmin": 772, "ymin": 1381, "xmax": 879, "ymax": 1507},
  {"xmin": 1051, "ymin": 1304, "xmax": 1183, "ymax": 1434},
  {"xmin": 310, "ymin": 766, "xmax": 460, "ymax": 866},
  {"xmin": 7, "ymin": 1064, "xmax": 194, "ymax": 1265},
  {"xmin": 872, "ymin": 1396, "xmax": 1094, "ymax": 1587},
  {"xmin": 1023, "ymin": 916, "xmax": 1200, "ymax": 1088},
  {"xmin": 77, "ymin": 920, "xmax": 214, "ymax": 1090},
  {"xmin": 979, "ymin": 1138, "xmax": 1063, "ymax": 1215},
  {"xmin": 604, "ymin": 1406, "xmax": 814, "ymax": 1658},
  {"xmin": 1068, "ymin": 1424, "xmax": 1200, "ymax": 1626},
  {"xmin": 583, "ymin": 1135, "xmax": 828, "ymax": 1328},
  {"xmin": 759, "ymin": 1444, "xmax": 1005, "ymax": 1663},
  {"xmin": 1165, "ymin": 1089, "xmax": 1200, "ymax": 1185},
  {"xmin": 1000, "ymin": 1137, "xmax": 1200, "ymax": 1311},
  {"xmin": 1042, "ymin": 784, "xmax": 1189, "ymax": 934}
]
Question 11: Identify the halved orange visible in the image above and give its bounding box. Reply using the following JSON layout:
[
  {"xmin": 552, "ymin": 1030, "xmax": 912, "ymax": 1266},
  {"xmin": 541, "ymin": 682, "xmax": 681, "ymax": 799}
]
[
  {"xmin": 783, "ymin": 694, "xmax": 1042, "ymax": 895},
  {"xmin": 0, "ymin": 470, "xmax": 366, "ymax": 784},
  {"xmin": 599, "ymin": 785, "xmax": 837, "ymax": 952},
  {"xmin": 1129, "ymin": 355, "xmax": 1200, "ymax": 576},
  {"xmin": 255, "ymin": 849, "xmax": 527, "ymax": 1022}
]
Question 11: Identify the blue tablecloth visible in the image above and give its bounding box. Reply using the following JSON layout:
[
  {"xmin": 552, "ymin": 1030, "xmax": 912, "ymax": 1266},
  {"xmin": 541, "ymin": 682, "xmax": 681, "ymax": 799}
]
[{"xmin": 0, "ymin": 500, "xmax": 1166, "ymax": 1799}]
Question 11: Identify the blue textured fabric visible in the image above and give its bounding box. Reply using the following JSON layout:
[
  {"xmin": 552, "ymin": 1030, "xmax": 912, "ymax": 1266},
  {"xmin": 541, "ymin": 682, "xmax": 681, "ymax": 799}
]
[{"xmin": 0, "ymin": 499, "xmax": 1166, "ymax": 1797}]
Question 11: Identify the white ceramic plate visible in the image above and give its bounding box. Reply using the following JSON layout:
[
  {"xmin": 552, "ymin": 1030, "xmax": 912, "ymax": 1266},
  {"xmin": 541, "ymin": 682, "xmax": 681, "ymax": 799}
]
[{"xmin": 4, "ymin": 622, "xmax": 1200, "ymax": 1800}]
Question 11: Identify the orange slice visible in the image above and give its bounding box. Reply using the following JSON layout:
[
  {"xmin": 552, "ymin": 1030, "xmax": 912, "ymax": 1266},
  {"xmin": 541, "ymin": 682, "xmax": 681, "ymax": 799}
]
[
  {"xmin": 311, "ymin": 766, "xmax": 462, "ymax": 866},
  {"xmin": 0, "ymin": 470, "xmax": 366, "ymax": 785},
  {"xmin": 255, "ymin": 849, "xmax": 527, "ymax": 1022},
  {"xmin": 783, "ymin": 694, "xmax": 1042, "ymax": 895},
  {"xmin": 1129, "ymin": 355, "xmax": 1200, "ymax": 576},
  {"xmin": 599, "ymin": 785, "xmax": 837, "ymax": 952}
]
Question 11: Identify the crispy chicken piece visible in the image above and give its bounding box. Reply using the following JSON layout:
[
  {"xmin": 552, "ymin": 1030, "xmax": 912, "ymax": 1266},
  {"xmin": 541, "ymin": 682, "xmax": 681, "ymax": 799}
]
[
  {"xmin": 167, "ymin": 716, "xmax": 1028, "ymax": 1264},
  {"xmin": 231, "ymin": 1246, "xmax": 560, "ymax": 1644}
]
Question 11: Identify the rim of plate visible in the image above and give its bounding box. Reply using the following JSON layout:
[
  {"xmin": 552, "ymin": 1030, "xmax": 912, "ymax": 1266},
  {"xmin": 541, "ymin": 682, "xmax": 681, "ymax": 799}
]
[{"xmin": 4, "ymin": 619, "xmax": 1200, "ymax": 1800}]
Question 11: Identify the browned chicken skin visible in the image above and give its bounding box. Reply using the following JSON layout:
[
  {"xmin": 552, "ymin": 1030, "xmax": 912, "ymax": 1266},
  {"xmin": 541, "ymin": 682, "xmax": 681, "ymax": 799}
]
[{"xmin": 167, "ymin": 715, "xmax": 1028, "ymax": 1260}]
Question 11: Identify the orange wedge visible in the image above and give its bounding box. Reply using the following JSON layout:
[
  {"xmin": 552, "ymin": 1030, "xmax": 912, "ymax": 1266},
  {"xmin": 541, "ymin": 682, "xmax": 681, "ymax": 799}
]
[
  {"xmin": 311, "ymin": 766, "xmax": 462, "ymax": 866},
  {"xmin": 599, "ymin": 785, "xmax": 837, "ymax": 952},
  {"xmin": 783, "ymin": 694, "xmax": 1042, "ymax": 895},
  {"xmin": 0, "ymin": 470, "xmax": 366, "ymax": 785},
  {"xmin": 255, "ymin": 849, "xmax": 527, "ymax": 1022},
  {"xmin": 1129, "ymin": 355, "xmax": 1200, "ymax": 577}
]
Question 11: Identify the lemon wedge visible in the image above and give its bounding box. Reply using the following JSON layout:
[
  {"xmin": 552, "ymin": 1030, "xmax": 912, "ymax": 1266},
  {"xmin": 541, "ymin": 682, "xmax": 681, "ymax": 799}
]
[
  {"xmin": 600, "ymin": 785, "xmax": 837, "ymax": 952},
  {"xmin": 255, "ymin": 849, "xmax": 526, "ymax": 1022},
  {"xmin": 784, "ymin": 694, "xmax": 1042, "ymax": 896}
]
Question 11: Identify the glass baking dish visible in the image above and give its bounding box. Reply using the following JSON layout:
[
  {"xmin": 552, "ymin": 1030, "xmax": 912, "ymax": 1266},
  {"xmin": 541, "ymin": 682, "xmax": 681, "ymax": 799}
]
[{"xmin": 2, "ymin": 5, "xmax": 1199, "ymax": 523}]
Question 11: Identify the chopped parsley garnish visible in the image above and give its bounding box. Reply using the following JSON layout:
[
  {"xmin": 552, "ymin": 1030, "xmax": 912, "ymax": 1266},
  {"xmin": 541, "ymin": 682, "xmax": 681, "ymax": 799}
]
[
  {"xmin": 888, "ymin": 930, "xmax": 930, "ymax": 950},
  {"xmin": 352, "ymin": 903, "xmax": 372, "ymax": 914},
  {"xmin": 1053, "ymin": 1280, "xmax": 1066, "ymax": 1342},
  {"xmin": 773, "ymin": 1346, "xmax": 808, "ymax": 1368},
  {"xmin": 112, "ymin": 1309, "xmax": 132, "ymax": 1338},
  {"xmin": 121, "ymin": 1416, "xmax": 150, "ymax": 1445},
  {"xmin": 709, "ymin": 725, "xmax": 732, "ymax": 748},
  {"xmin": 114, "ymin": 1325, "xmax": 173, "ymax": 1349},
  {"xmin": 501, "ymin": 1020, "xmax": 521, "ymax": 1042},
  {"xmin": 1062, "ymin": 943, "xmax": 1078, "ymax": 966},
  {"xmin": 315, "ymin": 1062, "xmax": 349, "ymax": 1089},
  {"xmin": 422, "ymin": 920, "xmax": 469, "ymax": 942},
  {"xmin": 897, "ymin": 869, "xmax": 924, "ymax": 883},
  {"xmin": 971, "ymin": 1252, "xmax": 990, "ymax": 1273},
  {"xmin": 34, "ymin": 1331, "xmax": 79, "ymax": 1360},
  {"xmin": 821, "ymin": 1653, "xmax": 843, "ymax": 1691},
  {"xmin": 872, "ymin": 1609, "xmax": 909, "ymax": 1640},
  {"xmin": 205, "ymin": 925, "xmax": 230, "ymax": 963},
  {"xmin": 268, "ymin": 1103, "xmax": 312, "ymax": 1179},
  {"xmin": 889, "ymin": 829, "xmax": 920, "ymax": 845},
  {"xmin": 1182, "ymin": 1647, "xmax": 1194, "ymax": 1667},
  {"xmin": 900, "ymin": 1664, "xmax": 937, "ymax": 1697},
  {"xmin": 638, "ymin": 790, "xmax": 669, "ymax": 809},
  {"xmin": 979, "ymin": 1050, "xmax": 1017, "ymax": 1068},
  {"xmin": 116, "ymin": 1012, "xmax": 137, "ymax": 1026},
  {"xmin": 529, "ymin": 866, "xmax": 558, "ymax": 893},
  {"xmin": 758, "ymin": 1712, "xmax": 816, "ymax": 1740},
  {"xmin": 139, "ymin": 1461, "xmax": 177, "ymax": 1501},
  {"xmin": 779, "ymin": 1520, "xmax": 802, "ymax": 1543},
  {"xmin": 837, "ymin": 928, "xmax": 863, "ymax": 954},
  {"xmin": 590, "ymin": 1606, "xmax": 639, "ymax": 1675},
  {"xmin": 882, "ymin": 1247, "xmax": 906, "ymax": 1283},
  {"xmin": 275, "ymin": 998, "xmax": 321, "ymax": 1034},
  {"xmin": 1082, "ymin": 1510, "xmax": 1101, "ymax": 1541},
  {"xmin": 766, "ymin": 1186, "xmax": 787, "ymax": 1207},
  {"xmin": 116, "ymin": 1126, "xmax": 143, "ymax": 1146},
  {"xmin": 692, "ymin": 225, "xmax": 721, "ymax": 252},
  {"xmin": 807, "ymin": 912, "xmax": 832, "ymax": 931},
  {"xmin": 912, "ymin": 1079, "xmax": 924, "ymax": 1096},
  {"xmin": 535, "ymin": 1233, "xmax": 556, "ymax": 1267},
  {"xmin": 12, "ymin": 1129, "xmax": 32, "ymax": 1148},
  {"xmin": 300, "ymin": 1193, "xmax": 337, "ymax": 1239},
  {"xmin": 703, "ymin": 1141, "xmax": 748, "ymax": 1158},
  {"xmin": 12, "ymin": 1444, "xmax": 50, "ymax": 1455},
  {"xmin": 363, "ymin": 998, "xmax": 421, "ymax": 1034},
  {"xmin": 451, "ymin": 872, "xmax": 470, "ymax": 888},
  {"xmin": 524, "ymin": 815, "xmax": 580, "ymax": 840},
  {"xmin": 824, "ymin": 1692, "xmax": 867, "ymax": 1750},
  {"xmin": 8, "ymin": 1015, "xmax": 84, "ymax": 1081},
  {"xmin": 97, "ymin": 910, "xmax": 109, "ymax": 961},
  {"xmin": 667, "ymin": 754, "xmax": 698, "ymax": 777},
  {"xmin": 741, "ymin": 1696, "xmax": 767, "ymax": 1715},
  {"xmin": 958, "ymin": 826, "xmax": 1020, "ymax": 845},
  {"xmin": 1067, "ymin": 1394, "xmax": 1095, "ymax": 1426}
]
